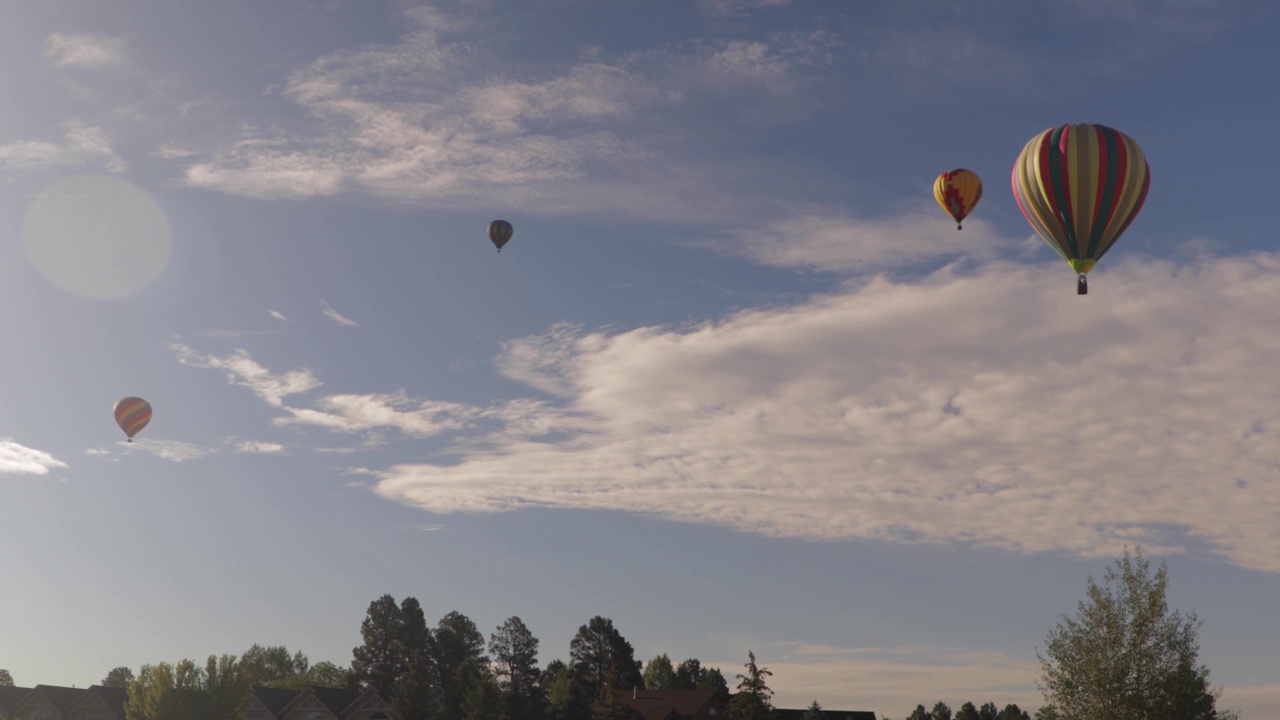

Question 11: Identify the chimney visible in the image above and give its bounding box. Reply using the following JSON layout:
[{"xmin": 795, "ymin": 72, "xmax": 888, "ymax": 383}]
[{"xmin": 633, "ymin": 687, "xmax": 637, "ymax": 700}]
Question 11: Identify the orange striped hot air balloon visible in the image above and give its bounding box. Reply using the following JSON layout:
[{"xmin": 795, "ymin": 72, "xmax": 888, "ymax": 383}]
[
  {"xmin": 113, "ymin": 396, "xmax": 152, "ymax": 442},
  {"xmin": 1011, "ymin": 123, "xmax": 1150, "ymax": 295},
  {"xmin": 933, "ymin": 169, "xmax": 983, "ymax": 230}
]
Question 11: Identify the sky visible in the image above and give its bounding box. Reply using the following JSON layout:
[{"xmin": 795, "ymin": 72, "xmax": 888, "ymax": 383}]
[{"xmin": 1, "ymin": 0, "xmax": 1279, "ymax": 717}]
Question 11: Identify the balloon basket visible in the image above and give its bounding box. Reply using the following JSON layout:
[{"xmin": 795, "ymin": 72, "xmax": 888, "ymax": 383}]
[{"xmin": 1077, "ymin": 274, "xmax": 1088, "ymax": 295}]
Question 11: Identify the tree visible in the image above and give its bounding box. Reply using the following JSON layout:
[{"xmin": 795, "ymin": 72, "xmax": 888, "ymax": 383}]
[
  {"xmin": 103, "ymin": 666, "xmax": 136, "ymax": 689},
  {"xmin": 306, "ymin": 661, "xmax": 353, "ymax": 689},
  {"xmin": 547, "ymin": 661, "xmax": 592, "ymax": 720},
  {"xmin": 674, "ymin": 659, "xmax": 705, "ymax": 689},
  {"xmin": 490, "ymin": 616, "xmax": 544, "ymax": 720},
  {"xmin": 463, "ymin": 661, "xmax": 507, "ymax": 720},
  {"xmin": 570, "ymin": 617, "xmax": 642, "ymax": 693},
  {"xmin": 0, "ymin": 669, "xmax": 12, "ymax": 686},
  {"xmin": 907, "ymin": 706, "xmax": 931, "ymax": 720},
  {"xmin": 642, "ymin": 654, "xmax": 676, "ymax": 691},
  {"xmin": 978, "ymin": 703, "xmax": 999, "ymax": 720},
  {"xmin": 352, "ymin": 594, "xmax": 408, "ymax": 698},
  {"xmin": 1036, "ymin": 547, "xmax": 1238, "ymax": 720},
  {"xmin": 801, "ymin": 700, "xmax": 823, "ymax": 720},
  {"xmin": 124, "ymin": 655, "xmax": 248, "ymax": 720},
  {"xmin": 436, "ymin": 611, "xmax": 488, "ymax": 720},
  {"xmin": 955, "ymin": 702, "xmax": 981, "ymax": 720},
  {"xmin": 394, "ymin": 597, "xmax": 441, "ymax": 720},
  {"xmin": 699, "ymin": 666, "xmax": 730, "ymax": 705},
  {"xmin": 727, "ymin": 650, "xmax": 773, "ymax": 720},
  {"xmin": 239, "ymin": 645, "xmax": 310, "ymax": 689},
  {"xmin": 995, "ymin": 705, "xmax": 1030, "ymax": 720},
  {"xmin": 930, "ymin": 701, "xmax": 952, "ymax": 720}
]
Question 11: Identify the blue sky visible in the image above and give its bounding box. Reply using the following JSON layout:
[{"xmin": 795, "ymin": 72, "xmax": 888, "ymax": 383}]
[{"xmin": 2, "ymin": 0, "xmax": 1279, "ymax": 716}]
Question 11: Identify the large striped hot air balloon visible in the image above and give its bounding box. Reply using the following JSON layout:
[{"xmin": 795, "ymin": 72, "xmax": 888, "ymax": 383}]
[
  {"xmin": 1011, "ymin": 124, "xmax": 1150, "ymax": 295},
  {"xmin": 933, "ymin": 169, "xmax": 983, "ymax": 230},
  {"xmin": 113, "ymin": 396, "xmax": 152, "ymax": 442}
]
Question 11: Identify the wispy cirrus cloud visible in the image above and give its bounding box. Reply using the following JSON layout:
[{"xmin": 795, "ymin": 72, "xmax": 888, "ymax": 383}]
[
  {"xmin": 268, "ymin": 310, "xmax": 291, "ymax": 322},
  {"xmin": 366, "ymin": 250, "xmax": 1280, "ymax": 574},
  {"xmin": 696, "ymin": 0, "xmax": 796, "ymax": 17},
  {"xmin": 320, "ymin": 300, "xmax": 359, "ymax": 327},
  {"xmin": 0, "ymin": 121, "xmax": 127, "ymax": 173},
  {"xmin": 234, "ymin": 440, "xmax": 286, "ymax": 454},
  {"xmin": 44, "ymin": 32, "xmax": 126, "ymax": 69},
  {"xmin": 172, "ymin": 343, "xmax": 322, "ymax": 406},
  {"xmin": 0, "ymin": 440, "xmax": 68, "ymax": 475},
  {"xmin": 129, "ymin": 438, "xmax": 215, "ymax": 463},
  {"xmin": 178, "ymin": 5, "xmax": 840, "ymax": 219}
]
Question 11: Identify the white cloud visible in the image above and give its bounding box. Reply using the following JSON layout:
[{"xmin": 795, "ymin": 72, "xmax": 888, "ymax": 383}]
[
  {"xmin": 234, "ymin": 440, "xmax": 286, "ymax": 454},
  {"xmin": 172, "ymin": 343, "xmax": 322, "ymax": 406},
  {"xmin": 370, "ymin": 251, "xmax": 1280, "ymax": 574},
  {"xmin": 696, "ymin": 0, "xmax": 796, "ymax": 17},
  {"xmin": 269, "ymin": 310, "xmax": 291, "ymax": 322},
  {"xmin": 44, "ymin": 32, "xmax": 126, "ymax": 69},
  {"xmin": 320, "ymin": 300, "xmax": 359, "ymax": 327},
  {"xmin": 0, "ymin": 440, "xmax": 68, "ymax": 475},
  {"xmin": 176, "ymin": 7, "xmax": 834, "ymax": 220},
  {"xmin": 129, "ymin": 438, "xmax": 215, "ymax": 463},
  {"xmin": 0, "ymin": 121, "xmax": 127, "ymax": 172},
  {"xmin": 274, "ymin": 392, "xmax": 481, "ymax": 438},
  {"xmin": 720, "ymin": 205, "xmax": 1026, "ymax": 273}
]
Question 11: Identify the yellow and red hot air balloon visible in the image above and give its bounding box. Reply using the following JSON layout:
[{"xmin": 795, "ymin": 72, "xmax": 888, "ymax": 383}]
[
  {"xmin": 1012, "ymin": 123, "xmax": 1150, "ymax": 295},
  {"xmin": 113, "ymin": 396, "xmax": 152, "ymax": 442},
  {"xmin": 934, "ymin": 169, "xmax": 983, "ymax": 230}
]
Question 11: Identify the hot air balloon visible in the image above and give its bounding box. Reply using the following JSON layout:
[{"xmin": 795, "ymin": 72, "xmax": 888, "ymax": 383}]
[
  {"xmin": 1012, "ymin": 124, "xmax": 1150, "ymax": 295},
  {"xmin": 114, "ymin": 396, "xmax": 152, "ymax": 442},
  {"xmin": 488, "ymin": 220, "xmax": 513, "ymax": 252},
  {"xmin": 933, "ymin": 169, "xmax": 983, "ymax": 230}
]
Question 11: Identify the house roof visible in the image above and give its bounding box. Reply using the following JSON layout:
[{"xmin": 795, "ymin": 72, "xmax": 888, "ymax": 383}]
[
  {"xmin": 311, "ymin": 685, "xmax": 363, "ymax": 715},
  {"xmin": 251, "ymin": 686, "xmax": 303, "ymax": 715},
  {"xmin": 15, "ymin": 685, "xmax": 87, "ymax": 712},
  {"xmin": 775, "ymin": 709, "xmax": 877, "ymax": 720},
  {"xmin": 0, "ymin": 686, "xmax": 33, "ymax": 711},
  {"xmin": 619, "ymin": 687, "xmax": 723, "ymax": 720},
  {"xmin": 63, "ymin": 686, "xmax": 129, "ymax": 718}
]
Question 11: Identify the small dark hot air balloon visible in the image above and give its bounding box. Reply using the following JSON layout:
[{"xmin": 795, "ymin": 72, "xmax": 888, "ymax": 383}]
[
  {"xmin": 488, "ymin": 220, "xmax": 513, "ymax": 252},
  {"xmin": 934, "ymin": 169, "xmax": 983, "ymax": 230},
  {"xmin": 114, "ymin": 396, "xmax": 152, "ymax": 442}
]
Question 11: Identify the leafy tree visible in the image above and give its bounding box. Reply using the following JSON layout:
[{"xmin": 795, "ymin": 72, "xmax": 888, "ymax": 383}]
[
  {"xmin": 547, "ymin": 661, "xmax": 592, "ymax": 720},
  {"xmin": 801, "ymin": 700, "xmax": 823, "ymax": 720},
  {"xmin": 642, "ymin": 654, "xmax": 676, "ymax": 690},
  {"xmin": 1032, "ymin": 707, "xmax": 1060, "ymax": 720},
  {"xmin": 307, "ymin": 661, "xmax": 353, "ymax": 689},
  {"xmin": 239, "ymin": 645, "xmax": 311, "ymax": 689},
  {"xmin": 463, "ymin": 661, "xmax": 507, "ymax": 720},
  {"xmin": 0, "ymin": 669, "xmax": 13, "ymax": 686},
  {"xmin": 570, "ymin": 617, "xmax": 643, "ymax": 693},
  {"xmin": 978, "ymin": 703, "xmax": 999, "ymax": 720},
  {"xmin": 994, "ymin": 705, "xmax": 1030, "ymax": 720},
  {"xmin": 592, "ymin": 663, "xmax": 642, "ymax": 720},
  {"xmin": 955, "ymin": 702, "xmax": 980, "ymax": 720},
  {"xmin": 202, "ymin": 654, "xmax": 250, "ymax": 720},
  {"xmin": 931, "ymin": 701, "xmax": 952, "ymax": 720},
  {"xmin": 490, "ymin": 616, "xmax": 544, "ymax": 720},
  {"xmin": 727, "ymin": 650, "xmax": 773, "ymax": 720},
  {"xmin": 674, "ymin": 659, "xmax": 705, "ymax": 689},
  {"xmin": 700, "ymin": 666, "xmax": 730, "ymax": 705},
  {"xmin": 394, "ymin": 597, "xmax": 441, "ymax": 720},
  {"xmin": 102, "ymin": 666, "xmax": 136, "ymax": 689},
  {"xmin": 907, "ymin": 706, "xmax": 931, "ymax": 720},
  {"xmin": 124, "ymin": 655, "xmax": 248, "ymax": 720},
  {"xmin": 1036, "ymin": 547, "xmax": 1238, "ymax": 720},
  {"xmin": 351, "ymin": 594, "xmax": 408, "ymax": 698},
  {"xmin": 436, "ymin": 611, "xmax": 488, "ymax": 720}
]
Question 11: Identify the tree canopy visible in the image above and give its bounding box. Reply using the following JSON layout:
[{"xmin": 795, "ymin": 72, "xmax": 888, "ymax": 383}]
[{"xmin": 1037, "ymin": 547, "xmax": 1237, "ymax": 720}]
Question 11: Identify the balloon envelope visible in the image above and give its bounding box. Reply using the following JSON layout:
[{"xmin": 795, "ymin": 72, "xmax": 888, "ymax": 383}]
[
  {"xmin": 113, "ymin": 396, "xmax": 152, "ymax": 440},
  {"xmin": 933, "ymin": 169, "xmax": 983, "ymax": 228},
  {"xmin": 488, "ymin": 220, "xmax": 513, "ymax": 251},
  {"xmin": 1011, "ymin": 123, "xmax": 1150, "ymax": 276}
]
